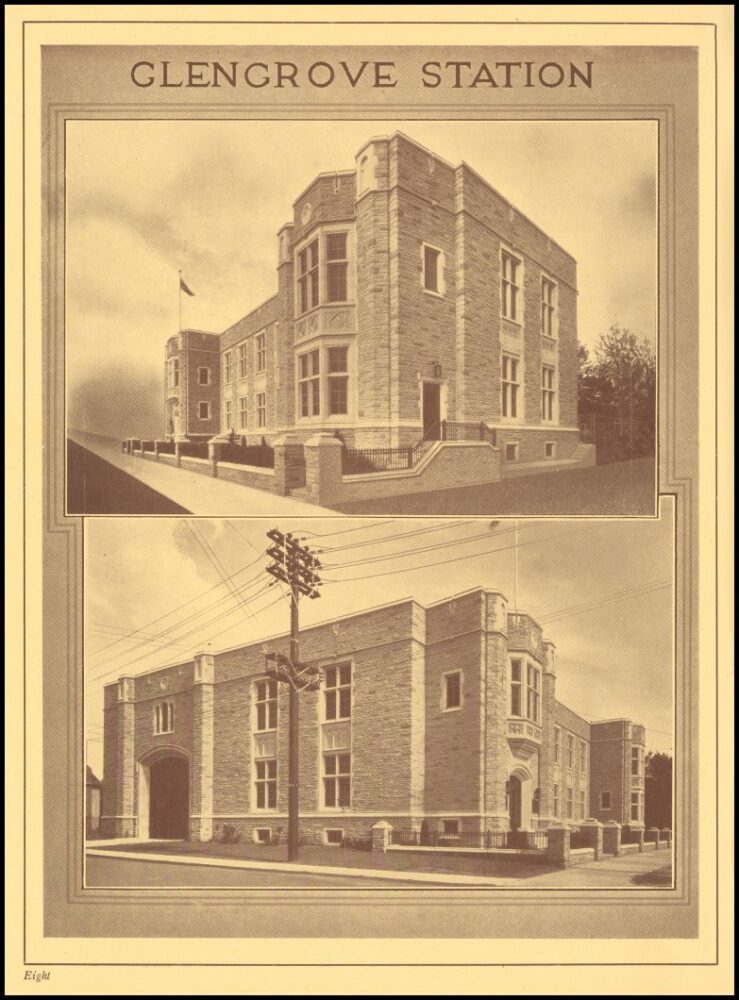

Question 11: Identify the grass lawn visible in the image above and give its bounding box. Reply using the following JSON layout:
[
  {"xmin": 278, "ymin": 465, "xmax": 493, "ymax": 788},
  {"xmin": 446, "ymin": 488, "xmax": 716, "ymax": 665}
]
[
  {"xmin": 98, "ymin": 839, "xmax": 555, "ymax": 880},
  {"xmin": 330, "ymin": 456, "xmax": 656, "ymax": 516}
]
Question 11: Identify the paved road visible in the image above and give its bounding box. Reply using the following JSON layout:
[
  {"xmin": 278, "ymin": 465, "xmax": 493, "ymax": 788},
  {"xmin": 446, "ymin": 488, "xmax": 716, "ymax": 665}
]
[
  {"xmin": 86, "ymin": 853, "xmax": 437, "ymax": 889},
  {"xmin": 68, "ymin": 430, "xmax": 330, "ymax": 517}
]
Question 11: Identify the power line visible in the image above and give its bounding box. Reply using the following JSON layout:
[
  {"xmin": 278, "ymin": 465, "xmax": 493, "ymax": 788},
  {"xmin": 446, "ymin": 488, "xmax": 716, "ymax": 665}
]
[
  {"xmin": 88, "ymin": 584, "xmax": 278, "ymax": 683},
  {"xmin": 88, "ymin": 547, "xmax": 268, "ymax": 658},
  {"xmin": 317, "ymin": 518, "xmax": 477, "ymax": 554},
  {"xmin": 320, "ymin": 524, "xmax": 519, "ymax": 569},
  {"xmin": 87, "ymin": 564, "xmax": 269, "ymax": 673},
  {"xmin": 88, "ymin": 591, "xmax": 285, "ymax": 686},
  {"xmin": 320, "ymin": 523, "xmax": 602, "ymax": 584}
]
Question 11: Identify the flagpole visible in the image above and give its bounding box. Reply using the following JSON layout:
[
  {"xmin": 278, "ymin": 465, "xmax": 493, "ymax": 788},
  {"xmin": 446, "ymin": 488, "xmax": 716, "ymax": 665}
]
[
  {"xmin": 513, "ymin": 519, "xmax": 518, "ymax": 614},
  {"xmin": 178, "ymin": 270, "xmax": 182, "ymax": 331}
]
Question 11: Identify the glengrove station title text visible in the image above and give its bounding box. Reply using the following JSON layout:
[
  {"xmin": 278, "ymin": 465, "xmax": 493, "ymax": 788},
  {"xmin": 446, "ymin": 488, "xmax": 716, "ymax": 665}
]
[{"xmin": 130, "ymin": 58, "xmax": 594, "ymax": 90}]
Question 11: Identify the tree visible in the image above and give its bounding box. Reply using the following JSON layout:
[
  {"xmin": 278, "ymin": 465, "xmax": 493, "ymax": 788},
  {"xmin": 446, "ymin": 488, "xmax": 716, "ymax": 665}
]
[
  {"xmin": 578, "ymin": 326, "xmax": 656, "ymax": 461},
  {"xmin": 644, "ymin": 751, "xmax": 673, "ymax": 830}
]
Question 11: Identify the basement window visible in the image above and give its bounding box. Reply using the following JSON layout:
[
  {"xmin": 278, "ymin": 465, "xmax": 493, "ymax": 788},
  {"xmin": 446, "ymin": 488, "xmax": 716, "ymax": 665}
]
[
  {"xmin": 545, "ymin": 442, "xmax": 556, "ymax": 458},
  {"xmin": 505, "ymin": 442, "xmax": 519, "ymax": 462},
  {"xmin": 442, "ymin": 819, "xmax": 460, "ymax": 835},
  {"xmin": 254, "ymin": 827, "xmax": 272, "ymax": 845},
  {"xmin": 324, "ymin": 828, "xmax": 344, "ymax": 846}
]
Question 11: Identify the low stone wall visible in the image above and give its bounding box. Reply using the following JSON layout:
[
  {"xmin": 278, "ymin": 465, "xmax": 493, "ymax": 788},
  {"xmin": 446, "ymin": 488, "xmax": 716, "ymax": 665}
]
[
  {"xmin": 215, "ymin": 461, "xmax": 279, "ymax": 494},
  {"xmin": 179, "ymin": 456, "xmax": 212, "ymax": 477},
  {"xmin": 301, "ymin": 435, "xmax": 503, "ymax": 507}
]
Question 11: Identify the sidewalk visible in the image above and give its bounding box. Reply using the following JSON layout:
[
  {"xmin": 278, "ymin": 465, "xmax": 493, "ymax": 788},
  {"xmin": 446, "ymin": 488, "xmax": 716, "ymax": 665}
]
[
  {"xmin": 68, "ymin": 430, "xmax": 331, "ymax": 516},
  {"xmin": 87, "ymin": 842, "xmax": 672, "ymax": 889}
]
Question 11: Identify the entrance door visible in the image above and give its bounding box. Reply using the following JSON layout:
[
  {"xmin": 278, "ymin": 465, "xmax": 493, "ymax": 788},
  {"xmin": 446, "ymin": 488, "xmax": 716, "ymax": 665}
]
[
  {"xmin": 422, "ymin": 382, "xmax": 441, "ymax": 440},
  {"xmin": 507, "ymin": 775, "xmax": 522, "ymax": 831},
  {"xmin": 149, "ymin": 756, "xmax": 189, "ymax": 839}
]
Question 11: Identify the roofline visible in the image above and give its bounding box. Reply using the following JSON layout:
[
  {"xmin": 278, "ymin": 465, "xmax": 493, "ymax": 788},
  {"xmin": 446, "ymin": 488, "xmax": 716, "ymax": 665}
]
[
  {"xmin": 221, "ymin": 294, "xmax": 280, "ymax": 337},
  {"xmin": 103, "ymin": 588, "xmax": 518, "ymax": 687},
  {"xmin": 292, "ymin": 169, "xmax": 356, "ymax": 208},
  {"xmin": 457, "ymin": 160, "xmax": 576, "ymax": 264}
]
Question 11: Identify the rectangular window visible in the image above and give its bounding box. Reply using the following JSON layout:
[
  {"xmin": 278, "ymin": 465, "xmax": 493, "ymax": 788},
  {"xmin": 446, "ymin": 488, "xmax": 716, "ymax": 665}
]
[
  {"xmin": 553, "ymin": 784, "xmax": 560, "ymax": 818},
  {"xmin": 224, "ymin": 399, "xmax": 232, "ymax": 429},
  {"xmin": 545, "ymin": 442, "xmax": 555, "ymax": 458},
  {"xmin": 257, "ymin": 392, "xmax": 266, "ymax": 428},
  {"xmin": 298, "ymin": 350, "xmax": 320, "ymax": 417},
  {"xmin": 153, "ymin": 701, "xmax": 174, "ymax": 735},
  {"xmin": 323, "ymin": 752, "xmax": 351, "ymax": 808},
  {"xmin": 631, "ymin": 746, "xmax": 641, "ymax": 776},
  {"xmin": 580, "ymin": 741, "xmax": 587, "ymax": 772},
  {"xmin": 198, "ymin": 401, "xmax": 210, "ymax": 420},
  {"xmin": 600, "ymin": 791, "xmax": 612, "ymax": 810},
  {"xmin": 198, "ymin": 366, "xmax": 210, "ymax": 386},
  {"xmin": 510, "ymin": 658, "xmax": 522, "ymax": 716},
  {"xmin": 238, "ymin": 395, "xmax": 248, "ymax": 430},
  {"xmin": 256, "ymin": 332, "xmax": 266, "ymax": 372},
  {"xmin": 541, "ymin": 276, "xmax": 556, "ymax": 336},
  {"xmin": 298, "ymin": 238, "xmax": 319, "ymax": 314},
  {"xmin": 442, "ymin": 819, "xmax": 460, "ymax": 835},
  {"xmin": 567, "ymin": 734, "xmax": 575, "ymax": 769},
  {"xmin": 326, "ymin": 233, "xmax": 348, "ymax": 303},
  {"xmin": 168, "ymin": 358, "xmax": 180, "ymax": 389},
  {"xmin": 255, "ymin": 759, "xmax": 277, "ymax": 810},
  {"xmin": 505, "ymin": 442, "xmax": 519, "ymax": 462},
  {"xmin": 255, "ymin": 679, "xmax": 277, "ymax": 732},
  {"xmin": 423, "ymin": 244, "xmax": 440, "ymax": 293},
  {"xmin": 501, "ymin": 250, "xmax": 521, "ymax": 321},
  {"xmin": 224, "ymin": 351, "xmax": 233, "ymax": 384},
  {"xmin": 327, "ymin": 347, "xmax": 349, "ymax": 416},
  {"xmin": 631, "ymin": 792, "xmax": 640, "ymax": 822},
  {"xmin": 526, "ymin": 663, "xmax": 540, "ymax": 723},
  {"xmin": 238, "ymin": 343, "xmax": 248, "ymax": 379},
  {"xmin": 580, "ymin": 790, "xmax": 586, "ymax": 820},
  {"xmin": 324, "ymin": 663, "xmax": 351, "ymax": 721},
  {"xmin": 542, "ymin": 365, "xmax": 556, "ymax": 421},
  {"xmin": 444, "ymin": 671, "xmax": 462, "ymax": 710},
  {"xmin": 566, "ymin": 786, "xmax": 573, "ymax": 819},
  {"xmin": 502, "ymin": 354, "xmax": 520, "ymax": 418}
]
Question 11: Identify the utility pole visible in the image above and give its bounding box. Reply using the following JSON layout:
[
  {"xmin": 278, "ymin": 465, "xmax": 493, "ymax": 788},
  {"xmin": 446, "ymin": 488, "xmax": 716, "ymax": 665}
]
[{"xmin": 264, "ymin": 529, "xmax": 322, "ymax": 861}]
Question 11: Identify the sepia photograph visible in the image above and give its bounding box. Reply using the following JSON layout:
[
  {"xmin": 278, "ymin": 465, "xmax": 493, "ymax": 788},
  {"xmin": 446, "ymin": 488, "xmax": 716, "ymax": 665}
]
[
  {"xmin": 7, "ymin": 7, "xmax": 731, "ymax": 994},
  {"xmin": 66, "ymin": 120, "xmax": 657, "ymax": 517},
  {"xmin": 84, "ymin": 509, "xmax": 674, "ymax": 890}
]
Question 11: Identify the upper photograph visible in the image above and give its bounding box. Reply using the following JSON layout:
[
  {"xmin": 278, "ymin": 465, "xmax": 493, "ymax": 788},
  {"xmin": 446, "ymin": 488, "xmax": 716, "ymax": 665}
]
[{"xmin": 65, "ymin": 120, "xmax": 657, "ymax": 517}]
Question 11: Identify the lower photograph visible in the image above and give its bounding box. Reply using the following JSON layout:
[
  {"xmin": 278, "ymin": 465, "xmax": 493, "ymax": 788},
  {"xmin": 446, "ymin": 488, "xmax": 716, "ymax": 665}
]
[{"xmin": 84, "ymin": 505, "xmax": 674, "ymax": 890}]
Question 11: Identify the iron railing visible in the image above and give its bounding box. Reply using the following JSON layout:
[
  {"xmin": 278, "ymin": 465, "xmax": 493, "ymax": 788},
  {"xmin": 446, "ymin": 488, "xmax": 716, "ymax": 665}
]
[
  {"xmin": 620, "ymin": 828, "xmax": 643, "ymax": 845},
  {"xmin": 437, "ymin": 420, "xmax": 497, "ymax": 446},
  {"xmin": 390, "ymin": 829, "xmax": 547, "ymax": 851},
  {"xmin": 141, "ymin": 439, "xmax": 156, "ymax": 452},
  {"xmin": 569, "ymin": 829, "xmax": 590, "ymax": 850},
  {"xmin": 156, "ymin": 439, "xmax": 176, "ymax": 455},
  {"xmin": 178, "ymin": 440, "xmax": 209, "ymax": 459},
  {"xmin": 342, "ymin": 439, "xmax": 426, "ymax": 474},
  {"xmin": 342, "ymin": 420, "xmax": 496, "ymax": 475},
  {"xmin": 218, "ymin": 441, "xmax": 275, "ymax": 469}
]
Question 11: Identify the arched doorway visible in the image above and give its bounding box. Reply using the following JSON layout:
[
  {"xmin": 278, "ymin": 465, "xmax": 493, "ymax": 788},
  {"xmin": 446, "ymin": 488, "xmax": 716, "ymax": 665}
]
[{"xmin": 145, "ymin": 755, "xmax": 190, "ymax": 840}]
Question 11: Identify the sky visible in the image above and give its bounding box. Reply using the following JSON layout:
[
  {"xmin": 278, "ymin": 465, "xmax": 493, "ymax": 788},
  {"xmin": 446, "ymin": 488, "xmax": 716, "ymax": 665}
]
[
  {"xmin": 84, "ymin": 503, "xmax": 674, "ymax": 776},
  {"xmin": 66, "ymin": 119, "xmax": 657, "ymax": 438}
]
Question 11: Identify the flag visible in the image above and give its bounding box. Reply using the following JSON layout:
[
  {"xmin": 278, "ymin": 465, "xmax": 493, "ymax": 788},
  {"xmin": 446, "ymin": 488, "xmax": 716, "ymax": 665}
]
[{"xmin": 179, "ymin": 276, "xmax": 195, "ymax": 297}]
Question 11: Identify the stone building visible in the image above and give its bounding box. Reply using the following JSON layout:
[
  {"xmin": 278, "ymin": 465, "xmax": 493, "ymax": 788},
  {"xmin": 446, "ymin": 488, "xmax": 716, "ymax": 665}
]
[
  {"xmin": 101, "ymin": 588, "xmax": 644, "ymax": 844},
  {"xmin": 163, "ymin": 131, "xmax": 587, "ymax": 469}
]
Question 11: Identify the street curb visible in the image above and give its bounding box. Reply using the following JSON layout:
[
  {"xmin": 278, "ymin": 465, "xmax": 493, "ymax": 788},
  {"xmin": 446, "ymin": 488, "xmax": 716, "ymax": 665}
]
[{"xmin": 86, "ymin": 848, "xmax": 511, "ymax": 886}]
